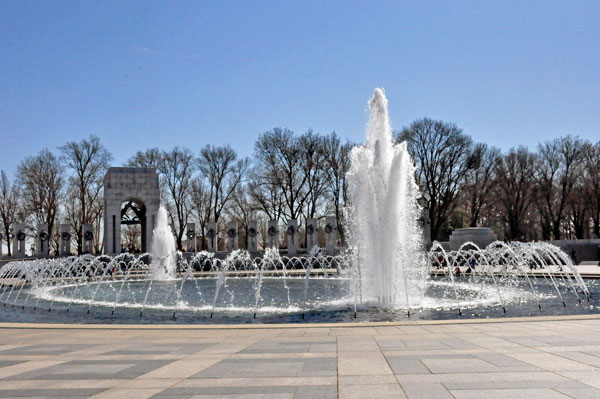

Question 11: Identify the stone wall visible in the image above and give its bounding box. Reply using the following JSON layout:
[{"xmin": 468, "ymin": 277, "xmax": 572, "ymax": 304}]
[
  {"xmin": 547, "ymin": 239, "xmax": 600, "ymax": 263},
  {"xmin": 448, "ymin": 227, "xmax": 498, "ymax": 251}
]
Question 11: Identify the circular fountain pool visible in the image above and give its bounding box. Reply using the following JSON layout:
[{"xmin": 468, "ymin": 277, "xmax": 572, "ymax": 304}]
[{"xmin": 0, "ymin": 241, "xmax": 598, "ymax": 325}]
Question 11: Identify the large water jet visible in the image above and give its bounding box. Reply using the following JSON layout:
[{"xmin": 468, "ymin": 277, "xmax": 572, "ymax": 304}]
[
  {"xmin": 347, "ymin": 88, "xmax": 425, "ymax": 306},
  {"xmin": 150, "ymin": 207, "xmax": 176, "ymax": 280}
]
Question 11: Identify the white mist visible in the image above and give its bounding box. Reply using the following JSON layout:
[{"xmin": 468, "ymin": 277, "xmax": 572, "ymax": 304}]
[{"xmin": 151, "ymin": 207, "xmax": 176, "ymax": 280}]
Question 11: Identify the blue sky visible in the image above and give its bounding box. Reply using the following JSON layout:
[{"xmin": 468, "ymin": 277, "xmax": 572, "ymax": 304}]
[{"xmin": 1, "ymin": 1, "xmax": 599, "ymax": 175}]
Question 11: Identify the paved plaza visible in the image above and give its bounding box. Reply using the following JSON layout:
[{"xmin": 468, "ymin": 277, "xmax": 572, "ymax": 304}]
[{"xmin": 0, "ymin": 316, "xmax": 600, "ymax": 398}]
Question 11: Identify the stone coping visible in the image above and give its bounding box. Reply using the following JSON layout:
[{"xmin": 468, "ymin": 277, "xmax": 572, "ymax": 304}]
[{"xmin": 1, "ymin": 313, "xmax": 599, "ymax": 330}]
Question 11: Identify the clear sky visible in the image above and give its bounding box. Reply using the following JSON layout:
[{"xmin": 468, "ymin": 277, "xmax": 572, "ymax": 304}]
[{"xmin": 1, "ymin": 1, "xmax": 599, "ymax": 175}]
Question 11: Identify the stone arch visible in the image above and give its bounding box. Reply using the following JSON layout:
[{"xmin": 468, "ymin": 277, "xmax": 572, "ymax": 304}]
[{"xmin": 103, "ymin": 168, "xmax": 160, "ymax": 255}]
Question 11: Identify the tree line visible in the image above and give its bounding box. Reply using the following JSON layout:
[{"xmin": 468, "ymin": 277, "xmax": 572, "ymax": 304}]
[
  {"xmin": 0, "ymin": 119, "xmax": 598, "ymax": 255},
  {"xmin": 400, "ymin": 118, "xmax": 600, "ymax": 243}
]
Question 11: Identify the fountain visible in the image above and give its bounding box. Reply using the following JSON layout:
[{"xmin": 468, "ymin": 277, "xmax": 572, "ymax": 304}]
[
  {"xmin": 150, "ymin": 207, "xmax": 177, "ymax": 280},
  {"xmin": 0, "ymin": 89, "xmax": 597, "ymax": 324},
  {"xmin": 347, "ymin": 88, "xmax": 425, "ymax": 307}
]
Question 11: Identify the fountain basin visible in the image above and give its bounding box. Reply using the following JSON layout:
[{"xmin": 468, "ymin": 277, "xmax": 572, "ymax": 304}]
[{"xmin": 0, "ymin": 275, "xmax": 598, "ymax": 324}]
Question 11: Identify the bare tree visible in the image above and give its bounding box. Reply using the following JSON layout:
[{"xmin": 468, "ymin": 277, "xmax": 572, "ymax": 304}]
[
  {"xmin": 125, "ymin": 148, "xmax": 162, "ymax": 169},
  {"xmin": 62, "ymin": 182, "xmax": 105, "ymax": 253},
  {"xmin": 226, "ymin": 185, "xmax": 260, "ymax": 248},
  {"xmin": 17, "ymin": 149, "xmax": 64, "ymax": 251},
  {"xmin": 397, "ymin": 118, "xmax": 475, "ymax": 241},
  {"xmin": 567, "ymin": 180, "xmax": 589, "ymax": 239},
  {"xmin": 227, "ymin": 185, "xmax": 257, "ymax": 225},
  {"xmin": 462, "ymin": 143, "xmax": 501, "ymax": 227},
  {"xmin": 59, "ymin": 135, "xmax": 113, "ymax": 253},
  {"xmin": 190, "ymin": 176, "xmax": 210, "ymax": 249},
  {"xmin": 198, "ymin": 144, "xmax": 248, "ymax": 224},
  {"xmin": 0, "ymin": 171, "xmax": 19, "ymax": 256},
  {"xmin": 320, "ymin": 132, "xmax": 352, "ymax": 243},
  {"xmin": 121, "ymin": 224, "xmax": 142, "ymax": 251},
  {"xmin": 534, "ymin": 136, "xmax": 584, "ymax": 240},
  {"xmin": 493, "ymin": 147, "xmax": 537, "ymax": 241},
  {"xmin": 247, "ymin": 172, "xmax": 285, "ymax": 222},
  {"xmin": 583, "ymin": 141, "xmax": 600, "ymax": 237},
  {"xmin": 159, "ymin": 147, "xmax": 195, "ymax": 250},
  {"xmin": 298, "ymin": 131, "xmax": 327, "ymax": 220},
  {"xmin": 254, "ymin": 128, "xmax": 309, "ymax": 221}
]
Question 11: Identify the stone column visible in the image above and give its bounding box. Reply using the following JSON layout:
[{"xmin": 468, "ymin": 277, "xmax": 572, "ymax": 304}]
[
  {"xmin": 186, "ymin": 223, "xmax": 196, "ymax": 252},
  {"xmin": 36, "ymin": 224, "xmax": 50, "ymax": 257},
  {"xmin": 104, "ymin": 205, "xmax": 121, "ymax": 256},
  {"xmin": 306, "ymin": 218, "xmax": 318, "ymax": 250},
  {"xmin": 227, "ymin": 222, "xmax": 238, "ymax": 252},
  {"xmin": 421, "ymin": 207, "xmax": 431, "ymax": 249},
  {"xmin": 60, "ymin": 224, "xmax": 72, "ymax": 256},
  {"xmin": 82, "ymin": 224, "xmax": 94, "ymax": 254},
  {"xmin": 287, "ymin": 219, "xmax": 299, "ymax": 256},
  {"xmin": 247, "ymin": 221, "xmax": 258, "ymax": 253},
  {"xmin": 12, "ymin": 223, "xmax": 26, "ymax": 258},
  {"xmin": 207, "ymin": 222, "xmax": 217, "ymax": 252},
  {"xmin": 325, "ymin": 216, "xmax": 337, "ymax": 255},
  {"xmin": 267, "ymin": 220, "xmax": 279, "ymax": 249}
]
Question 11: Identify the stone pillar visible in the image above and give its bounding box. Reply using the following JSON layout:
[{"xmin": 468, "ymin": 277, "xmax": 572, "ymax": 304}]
[
  {"xmin": 60, "ymin": 224, "xmax": 72, "ymax": 256},
  {"xmin": 36, "ymin": 224, "xmax": 50, "ymax": 257},
  {"xmin": 287, "ymin": 219, "xmax": 299, "ymax": 256},
  {"xmin": 267, "ymin": 220, "xmax": 279, "ymax": 249},
  {"xmin": 306, "ymin": 218, "xmax": 318, "ymax": 250},
  {"xmin": 12, "ymin": 223, "xmax": 26, "ymax": 257},
  {"xmin": 186, "ymin": 223, "xmax": 196, "ymax": 252},
  {"xmin": 325, "ymin": 217, "xmax": 337, "ymax": 255},
  {"xmin": 104, "ymin": 205, "xmax": 121, "ymax": 256},
  {"xmin": 207, "ymin": 222, "xmax": 217, "ymax": 252},
  {"xmin": 421, "ymin": 207, "xmax": 431, "ymax": 249},
  {"xmin": 227, "ymin": 222, "xmax": 238, "ymax": 252},
  {"xmin": 247, "ymin": 221, "xmax": 258, "ymax": 253},
  {"xmin": 82, "ymin": 224, "xmax": 94, "ymax": 254}
]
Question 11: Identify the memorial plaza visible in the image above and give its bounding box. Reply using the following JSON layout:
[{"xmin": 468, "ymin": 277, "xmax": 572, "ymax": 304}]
[{"xmin": 1, "ymin": 316, "xmax": 600, "ymax": 398}]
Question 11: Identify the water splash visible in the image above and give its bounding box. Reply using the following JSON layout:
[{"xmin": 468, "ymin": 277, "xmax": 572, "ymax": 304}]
[
  {"xmin": 347, "ymin": 88, "xmax": 425, "ymax": 305},
  {"xmin": 0, "ymin": 240, "xmax": 592, "ymax": 318},
  {"xmin": 151, "ymin": 207, "xmax": 176, "ymax": 280}
]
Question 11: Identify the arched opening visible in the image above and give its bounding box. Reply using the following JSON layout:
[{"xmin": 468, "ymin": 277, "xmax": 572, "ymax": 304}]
[{"xmin": 120, "ymin": 199, "xmax": 147, "ymax": 253}]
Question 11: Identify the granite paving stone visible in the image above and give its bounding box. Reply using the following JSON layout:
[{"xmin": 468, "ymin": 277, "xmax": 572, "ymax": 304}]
[
  {"xmin": 4, "ymin": 359, "xmax": 173, "ymax": 380},
  {"xmin": 386, "ymin": 357, "xmax": 431, "ymax": 374},
  {"xmin": 399, "ymin": 382, "xmax": 453, "ymax": 399},
  {"xmin": 0, "ymin": 316, "xmax": 599, "ymax": 398},
  {"xmin": 449, "ymin": 388, "xmax": 570, "ymax": 399},
  {"xmin": 554, "ymin": 387, "xmax": 600, "ymax": 399},
  {"xmin": 0, "ymin": 389, "xmax": 105, "ymax": 397},
  {"xmin": 338, "ymin": 383, "xmax": 406, "ymax": 398}
]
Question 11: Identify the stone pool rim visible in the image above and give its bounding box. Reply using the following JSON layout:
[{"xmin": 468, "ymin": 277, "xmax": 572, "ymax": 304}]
[{"xmin": 1, "ymin": 313, "xmax": 599, "ymax": 330}]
